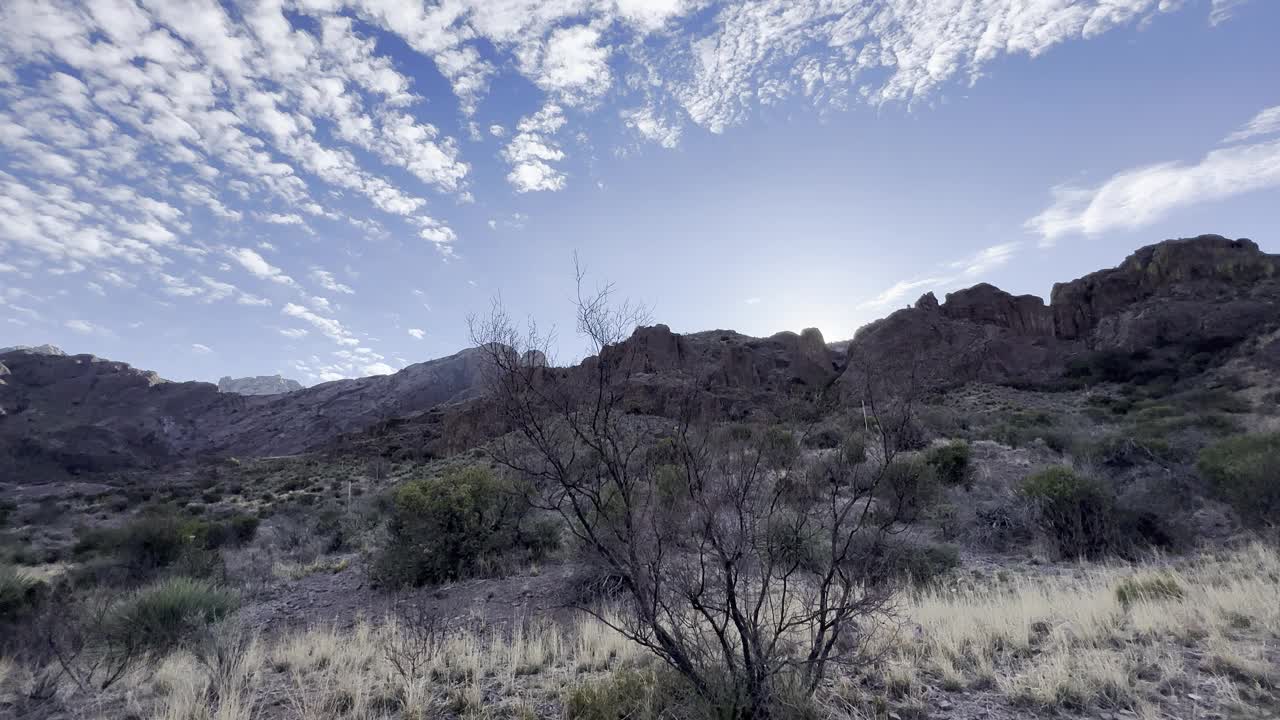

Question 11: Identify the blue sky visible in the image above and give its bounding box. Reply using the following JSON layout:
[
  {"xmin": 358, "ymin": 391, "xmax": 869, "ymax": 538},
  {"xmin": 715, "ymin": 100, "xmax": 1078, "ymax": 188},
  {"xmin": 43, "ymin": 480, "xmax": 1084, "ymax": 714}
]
[{"xmin": 1, "ymin": 0, "xmax": 1277, "ymax": 384}]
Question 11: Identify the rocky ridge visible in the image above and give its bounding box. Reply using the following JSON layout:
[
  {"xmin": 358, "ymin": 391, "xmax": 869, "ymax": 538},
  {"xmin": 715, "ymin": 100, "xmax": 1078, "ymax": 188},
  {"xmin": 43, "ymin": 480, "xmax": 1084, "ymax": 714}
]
[
  {"xmin": 2, "ymin": 234, "xmax": 1276, "ymax": 481},
  {"xmin": 218, "ymin": 375, "xmax": 304, "ymax": 395},
  {"xmin": 0, "ymin": 347, "xmax": 491, "ymax": 480},
  {"xmin": 842, "ymin": 235, "xmax": 1280, "ymax": 389}
]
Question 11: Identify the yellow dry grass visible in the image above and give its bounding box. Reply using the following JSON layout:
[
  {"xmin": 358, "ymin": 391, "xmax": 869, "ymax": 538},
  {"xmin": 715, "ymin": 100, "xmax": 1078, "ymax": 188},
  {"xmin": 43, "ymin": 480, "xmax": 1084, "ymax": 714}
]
[
  {"xmin": 10, "ymin": 543, "xmax": 1277, "ymax": 719},
  {"xmin": 882, "ymin": 541, "xmax": 1280, "ymax": 716}
]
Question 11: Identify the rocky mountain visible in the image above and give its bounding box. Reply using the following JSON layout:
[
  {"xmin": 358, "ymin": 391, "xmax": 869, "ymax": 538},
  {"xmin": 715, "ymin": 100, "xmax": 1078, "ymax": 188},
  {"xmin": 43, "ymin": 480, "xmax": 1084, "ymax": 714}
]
[
  {"xmin": 841, "ymin": 235, "xmax": 1280, "ymax": 391},
  {"xmin": 218, "ymin": 375, "xmax": 303, "ymax": 396},
  {"xmin": 0, "ymin": 344, "xmax": 66, "ymax": 356},
  {"xmin": 0, "ymin": 347, "xmax": 491, "ymax": 480},
  {"xmin": 3, "ymin": 234, "xmax": 1276, "ymax": 481}
]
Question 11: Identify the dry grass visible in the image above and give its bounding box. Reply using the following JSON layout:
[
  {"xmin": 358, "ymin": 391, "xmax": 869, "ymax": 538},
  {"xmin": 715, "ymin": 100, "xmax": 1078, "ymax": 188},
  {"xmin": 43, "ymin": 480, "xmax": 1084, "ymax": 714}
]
[
  {"xmin": 12, "ymin": 544, "xmax": 1278, "ymax": 719},
  {"xmin": 135, "ymin": 606, "xmax": 640, "ymax": 720},
  {"xmin": 881, "ymin": 541, "xmax": 1280, "ymax": 716}
]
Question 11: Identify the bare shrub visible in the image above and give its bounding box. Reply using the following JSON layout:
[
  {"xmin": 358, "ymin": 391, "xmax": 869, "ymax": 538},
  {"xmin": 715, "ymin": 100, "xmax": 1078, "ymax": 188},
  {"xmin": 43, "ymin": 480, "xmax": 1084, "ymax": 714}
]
[
  {"xmin": 469, "ymin": 261, "xmax": 924, "ymax": 719},
  {"xmin": 382, "ymin": 599, "xmax": 443, "ymax": 684}
]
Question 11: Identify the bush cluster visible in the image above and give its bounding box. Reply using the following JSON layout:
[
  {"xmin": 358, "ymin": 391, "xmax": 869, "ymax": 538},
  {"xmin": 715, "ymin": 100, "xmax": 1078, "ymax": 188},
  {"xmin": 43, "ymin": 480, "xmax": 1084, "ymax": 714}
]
[
  {"xmin": 107, "ymin": 576, "xmax": 238, "ymax": 660},
  {"xmin": 874, "ymin": 456, "xmax": 941, "ymax": 521},
  {"xmin": 0, "ymin": 565, "xmax": 44, "ymax": 628},
  {"xmin": 1020, "ymin": 466, "xmax": 1117, "ymax": 559},
  {"xmin": 74, "ymin": 509, "xmax": 260, "ymax": 581},
  {"xmin": 372, "ymin": 466, "xmax": 559, "ymax": 588},
  {"xmin": 1197, "ymin": 433, "xmax": 1280, "ymax": 526},
  {"xmin": 925, "ymin": 440, "xmax": 973, "ymax": 489}
]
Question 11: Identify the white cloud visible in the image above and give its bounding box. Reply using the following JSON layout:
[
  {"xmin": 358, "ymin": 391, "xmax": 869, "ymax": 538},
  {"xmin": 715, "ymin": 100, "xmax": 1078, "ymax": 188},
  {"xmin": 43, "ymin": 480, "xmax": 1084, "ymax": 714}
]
[
  {"xmin": 191, "ymin": 343, "xmax": 213, "ymax": 354},
  {"xmin": 744, "ymin": 297, "xmax": 761, "ymax": 305},
  {"xmin": 66, "ymin": 319, "xmax": 97, "ymax": 334},
  {"xmin": 621, "ymin": 106, "xmax": 681, "ymax": 148},
  {"xmin": 859, "ymin": 242, "xmax": 1021, "ymax": 310},
  {"xmin": 280, "ymin": 327, "xmax": 308, "ymax": 338},
  {"xmin": 283, "ymin": 302, "xmax": 358, "ymax": 346},
  {"xmin": 952, "ymin": 243, "xmax": 1019, "ymax": 277},
  {"xmin": 364, "ymin": 361, "xmax": 395, "ymax": 375},
  {"xmin": 489, "ymin": 124, "xmax": 505, "ymax": 137},
  {"xmin": 503, "ymin": 104, "xmax": 567, "ymax": 192},
  {"xmin": 519, "ymin": 25, "xmax": 613, "ymax": 105},
  {"xmin": 408, "ymin": 328, "xmax": 425, "ymax": 339},
  {"xmin": 311, "ymin": 268, "xmax": 355, "ymax": 295},
  {"xmin": 1028, "ymin": 137, "xmax": 1280, "ymax": 244},
  {"xmin": 1223, "ymin": 105, "xmax": 1280, "ymax": 144},
  {"xmin": 858, "ymin": 277, "xmax": 945, "ymax": 310},
  {"xmin": 1210, "ymin": 0, "xmax": 1252, "ymax": 26},
  {"xmin": 229, "ymin": 247, "xmax": 297, "ymax": 286},
  {"xmin": 261, "ymin": 212, "xmax": 306, "ymax": 226}
]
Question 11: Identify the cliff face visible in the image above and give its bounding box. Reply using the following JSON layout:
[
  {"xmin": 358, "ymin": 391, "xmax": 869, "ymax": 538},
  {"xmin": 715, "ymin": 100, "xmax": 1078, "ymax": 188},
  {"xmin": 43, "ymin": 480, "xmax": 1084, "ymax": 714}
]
[{"xmin": 842, "ymin": 235, "xmax": 1280, "ymax": 390}]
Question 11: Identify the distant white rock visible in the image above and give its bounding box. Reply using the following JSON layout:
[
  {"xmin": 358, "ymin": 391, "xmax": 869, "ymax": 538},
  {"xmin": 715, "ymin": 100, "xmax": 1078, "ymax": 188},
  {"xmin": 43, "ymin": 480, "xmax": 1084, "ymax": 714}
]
[
  {"xmin": 0, "ymin": 344, "xmax": 66, "ymax": 356},
  {"xmin": 217, "ymin": 374, "xmax": 303, "ymax": 395}
]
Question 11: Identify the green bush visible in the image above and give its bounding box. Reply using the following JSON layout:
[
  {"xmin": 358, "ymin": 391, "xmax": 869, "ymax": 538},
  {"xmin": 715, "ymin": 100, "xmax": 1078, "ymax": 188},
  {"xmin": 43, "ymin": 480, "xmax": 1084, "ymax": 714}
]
[
  {"xmin": 760, "ymin": 427, "xmax": 800, "ymax": 470},
  {"xmin": 74, "ymin": 510, "xmax": 258, "ymax": 581},
  {"xmin": 874, "ymin": 456, "xmax": 940, "ymax": 521},
  {"xmin": 1114, "ymin": 575, "xmax": 1183, "ymax": 608},
  {"xmin": 1197, "ymin": 433, "xmax": 1280, "ymax": 526},
  {"xmin": 372, "ymin": 467, "xmax": 558, "ymax": 588},
  {"xmin": 925, "ymin": 441, "xmax": 973, "ymax": 489},
  {"xmin": 1020, "ymin": 467, "xmax": 1116, "ymax": 559},
  {"xmin": 107, "ymin": 576, "xmax": 237, "ymax": 660},
  {"xmin": 888, "ymin": 542, "xmax": 961, "ymax": 585}
]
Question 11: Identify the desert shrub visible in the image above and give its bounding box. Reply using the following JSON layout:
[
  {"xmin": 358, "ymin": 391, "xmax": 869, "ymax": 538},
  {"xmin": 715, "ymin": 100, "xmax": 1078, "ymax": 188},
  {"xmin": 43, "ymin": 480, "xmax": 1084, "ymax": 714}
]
[
  {"xmin": 0, "ymin": 565, "xmax": 44, "ymax": 626},
  {"xmin": 760, "ymin": 426, "xmax": 801, "ymax": 469},
  {"xmin": 1020, "ymin": 467, "xmax": 1116, "ymax": 559},
  {"xmin": 74, "ymin": 510, "xmax": 257, "ymax": 581},
  {"xmin": 842, "ymin": 434, "xmax": 868, "ymax": 464},
  {"xmin": 801, "ymin": 425, "xmax": 844, "ymax": 450},
  {"xmin": 884, "ymin": 412, "xmax": 927, "ymax": 452},
  {"xmin": 1197, "ymin": 433, "xmax": 1280, "ymax": 526},
  {"xmin": 925, "ymin": 441, "xmax": 973, "ymax": 489},
  {"xmin": 969, "ymin": 502, "xmax": 1035, "ymax": 550},
  {"xmin": 565, "ymin": 667, "xmax": 697, "ymax": 720},
  {"xmin": 985, "ymin": 410, "xmax": 1060, "ymax": 449},
  {"xmin": 371, "ymin": 466, "xmax": 558, "ymax": 588},
  {"xmin": 881, "ymin": 542, "xmax": 961, "ymax": 586},
  {"xmin": 106, "ymin": 576, "xmax": 237, "ymax": 660},
  {"xmin": 1114, "ymin": 574, "xmax": 1183, "ymax": 608},
  {"xmin": 874, "ymin": 456, "xmax": 940, "ymax": 521},
  {"xmin": 76, "ymin": 513, "xmax": 194, "ymax": 577}
]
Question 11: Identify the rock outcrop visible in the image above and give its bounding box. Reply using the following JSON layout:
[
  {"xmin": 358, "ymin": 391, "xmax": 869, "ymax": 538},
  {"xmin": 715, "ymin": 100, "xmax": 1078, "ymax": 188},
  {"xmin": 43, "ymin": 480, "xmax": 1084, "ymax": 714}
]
[
  {"xmin": 0, "ymin": 344, "xmax": 66, "ymax": 356},
  {"xmin": 1050, "ymin": 236, "xmax": 1280, "ymax": 349},
  {"xmin": 841, "ymin": 235, "xmax": 1280, "ymax": 391},
  {"xmin": 218, "ymin": 375, "xmax": 303, "ymax": 395}
]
